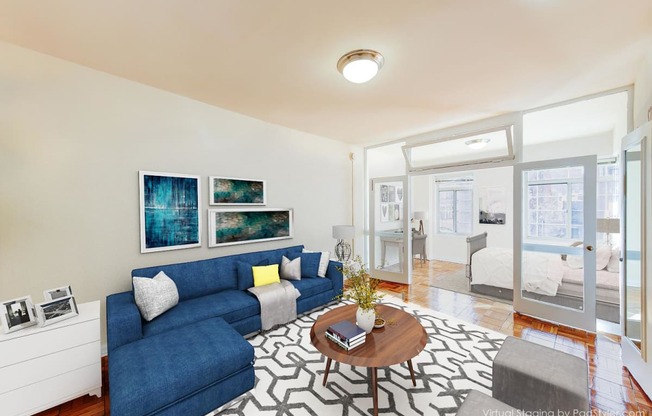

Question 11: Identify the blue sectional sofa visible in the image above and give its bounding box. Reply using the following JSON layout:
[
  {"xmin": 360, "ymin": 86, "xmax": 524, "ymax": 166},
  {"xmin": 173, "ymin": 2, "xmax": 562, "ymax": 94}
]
[{"xmin": 107, "ymin": 245, "xmax": 343, "ymax": 416}]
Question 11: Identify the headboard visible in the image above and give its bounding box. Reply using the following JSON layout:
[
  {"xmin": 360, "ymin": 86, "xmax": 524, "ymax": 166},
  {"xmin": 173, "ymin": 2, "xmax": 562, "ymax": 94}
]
[{"xmin": 465, "ymin": 232, "xmax": 488, "ymax": 280}]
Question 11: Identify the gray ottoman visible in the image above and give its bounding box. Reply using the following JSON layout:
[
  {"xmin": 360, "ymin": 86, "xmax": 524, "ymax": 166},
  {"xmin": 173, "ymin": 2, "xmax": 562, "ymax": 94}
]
[
  {"xmin": 458, "ymin": 390, "xmax": 518, "ymax": 415},
  {"xmin": 492, "ymin": 336, "xmax": 589, "ymax": 413}
]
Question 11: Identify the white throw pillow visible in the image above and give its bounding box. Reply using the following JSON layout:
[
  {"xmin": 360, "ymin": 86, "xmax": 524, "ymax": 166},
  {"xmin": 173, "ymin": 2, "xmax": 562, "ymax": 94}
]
[
  {"xmin": 303, "ymin": 249, "xmax": 330, "ymax": 278},
  {"xmin": 133, "ymin": 271, "xmax": 179, "ymax": 321},
  {"xmin": 606, "ymin": 247, "xmax": 620, "ymax": 273},
  {"xmin": 280, "ymin": 256, "xmax": 301, "ymax": 281}
]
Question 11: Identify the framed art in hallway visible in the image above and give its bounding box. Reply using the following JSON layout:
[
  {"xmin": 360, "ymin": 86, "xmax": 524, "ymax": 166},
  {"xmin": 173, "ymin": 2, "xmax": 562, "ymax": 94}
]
[
  {"xmin": 35, "ymin": 296, "xmax": 79, "ymax": 327},
  {"xmin": 0, "ymin": 296, "xmax": 37, "ymax": 333},
  {"xmin": 139, "ymin": 171, "xmax": 201, "ymax": 253},
  {"xmin": 209, "ymin": 176, "xmax": 266, "ymax": 205},
  {"xmin": 208, "ymin": 208, "xmax": 293, "ymax": 247}
]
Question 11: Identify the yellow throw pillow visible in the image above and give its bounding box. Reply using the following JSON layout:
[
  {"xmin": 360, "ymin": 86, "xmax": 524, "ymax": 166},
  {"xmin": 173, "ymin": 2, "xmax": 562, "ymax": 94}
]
[{"xmin": 252, "ymin": 264, "xmax": 281, "ymax": 287}]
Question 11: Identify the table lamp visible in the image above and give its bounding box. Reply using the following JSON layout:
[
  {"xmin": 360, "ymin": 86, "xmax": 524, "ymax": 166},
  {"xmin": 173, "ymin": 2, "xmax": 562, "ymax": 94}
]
[{"xmin": 332, "ymin": 225, "xmax": 355, "ymax": 262}]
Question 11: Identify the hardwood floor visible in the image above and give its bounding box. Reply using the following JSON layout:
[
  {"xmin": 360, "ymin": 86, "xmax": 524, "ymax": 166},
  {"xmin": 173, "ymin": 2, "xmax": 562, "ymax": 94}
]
[
  {"xmin": 39, "ymin": 259, "xmax": 651, "ymax": 415},
  {"xmin": 378, "ymin": 259, "xmax": 652, "ymax": 415}
]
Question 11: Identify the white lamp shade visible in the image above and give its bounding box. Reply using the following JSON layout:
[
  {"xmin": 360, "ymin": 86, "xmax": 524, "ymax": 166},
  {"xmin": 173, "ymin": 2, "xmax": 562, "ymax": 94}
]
[
  {"xmin": 597, "ymin": 218, "xmax": 620, "ymax": 233},
  {"xmin": 413, "ymin": 211, "xmax": 426, "ymax": 220},
  {"xmin": 332, "ymin": 225, "xmax": 355, "ymax": 240}
]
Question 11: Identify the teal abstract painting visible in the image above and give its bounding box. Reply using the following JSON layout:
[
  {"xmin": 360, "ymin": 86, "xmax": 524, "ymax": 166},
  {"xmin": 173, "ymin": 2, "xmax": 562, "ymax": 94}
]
[
  {"xmin": 208, "ymin": 209, "xmax": 293, "ymax": 247},
  {"xmin": 140, "ymin": 171, "xmax": 201, "ymax": 253},
  {"xmin": 209, "ymin": 177, "xmax": 266, "ymax": 205}
]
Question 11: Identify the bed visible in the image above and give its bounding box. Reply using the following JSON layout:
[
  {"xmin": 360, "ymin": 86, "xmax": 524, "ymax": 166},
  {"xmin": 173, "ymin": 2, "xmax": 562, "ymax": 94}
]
[{"xmin": 466, "ymin": 232, "xmax": 620, "ymax": 323}]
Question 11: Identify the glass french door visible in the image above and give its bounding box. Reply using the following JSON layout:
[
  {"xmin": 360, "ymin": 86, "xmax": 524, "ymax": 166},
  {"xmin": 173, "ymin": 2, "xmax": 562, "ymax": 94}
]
[
  {"xmin": 514, "ymin": 156, "xmax": 597, "ymax": 332},
  {"xmin": 370, "ymin": 176, "xmax": 410, "ymax": 284}
]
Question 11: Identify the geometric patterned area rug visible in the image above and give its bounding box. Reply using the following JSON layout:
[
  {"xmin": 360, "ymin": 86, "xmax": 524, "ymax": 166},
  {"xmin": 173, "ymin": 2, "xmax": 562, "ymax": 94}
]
[{"xmin": 221, "ymin": 297, "xmax": 506, "ymax": 416}]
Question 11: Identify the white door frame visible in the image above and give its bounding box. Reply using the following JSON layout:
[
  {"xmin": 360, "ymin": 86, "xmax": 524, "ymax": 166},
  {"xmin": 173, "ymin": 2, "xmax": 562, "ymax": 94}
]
[
  {"xmin": 370, "ymin": 176, "xmax": 411, "ymax": 284},
  {"xmin": 514, "ymin": 155, "xmax": 597, "ymax": 332}
]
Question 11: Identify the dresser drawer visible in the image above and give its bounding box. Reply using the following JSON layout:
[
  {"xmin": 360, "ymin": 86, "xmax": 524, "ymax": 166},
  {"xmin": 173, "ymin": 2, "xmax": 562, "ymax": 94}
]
[
  {"xmin": 0, "ymin": 362, "xmax": 101, "ymax": 416},
  {"xmin": 0, "ymin": 340, "xmax": 100, "ymax": 394},
  {"xmin": 0, "ymin": 319, "xmax": 99, "ymax": 367}
]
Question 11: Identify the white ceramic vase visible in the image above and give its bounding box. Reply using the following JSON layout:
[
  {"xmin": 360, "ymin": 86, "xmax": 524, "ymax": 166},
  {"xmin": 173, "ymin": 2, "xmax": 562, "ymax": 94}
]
[{"xmin": 356, "ymin": 306, "xmax": 375, "ymax": 334}]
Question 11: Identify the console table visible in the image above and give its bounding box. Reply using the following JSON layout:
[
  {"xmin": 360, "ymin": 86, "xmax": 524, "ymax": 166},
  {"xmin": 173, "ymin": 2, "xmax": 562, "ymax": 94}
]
[{"xmin": 0, "ymin": 300, "xmax": 101, "ymax": 416}]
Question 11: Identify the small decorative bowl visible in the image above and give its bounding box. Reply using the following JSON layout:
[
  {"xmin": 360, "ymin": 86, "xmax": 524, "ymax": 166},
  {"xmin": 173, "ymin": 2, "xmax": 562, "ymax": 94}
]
[{"xmin": 374, "ymin": 318, "xmax": 386, "ymax": 329}]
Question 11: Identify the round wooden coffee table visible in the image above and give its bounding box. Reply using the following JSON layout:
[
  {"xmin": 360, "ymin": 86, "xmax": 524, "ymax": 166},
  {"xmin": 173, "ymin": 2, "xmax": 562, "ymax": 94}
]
[{"xmin": 310, "ymin": 304, "xmax": 428, "ymax": 416}]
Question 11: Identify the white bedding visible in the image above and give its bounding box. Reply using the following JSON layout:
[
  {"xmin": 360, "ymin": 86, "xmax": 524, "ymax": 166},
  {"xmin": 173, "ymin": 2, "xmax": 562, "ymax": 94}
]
[
  {"xmin": 471, "ymin": 247, "xmax": 564, "ymax": 296},
  {"xmin": 561, "ymin": 265, "xmax": 620, "ymax": 290}
]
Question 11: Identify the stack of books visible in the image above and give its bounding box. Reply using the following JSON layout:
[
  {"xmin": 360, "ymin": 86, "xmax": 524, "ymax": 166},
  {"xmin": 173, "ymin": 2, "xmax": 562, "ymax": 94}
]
[{"xmin": 325, "ymin": 320, "xmax": 366, "ymax": 351}]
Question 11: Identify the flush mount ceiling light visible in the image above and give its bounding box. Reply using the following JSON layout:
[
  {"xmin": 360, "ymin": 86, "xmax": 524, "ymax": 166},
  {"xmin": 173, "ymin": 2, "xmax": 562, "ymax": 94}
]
[
  {"xmin": 465, "ymin": 138, "xmax": 491, "ymax": 149},
  {"xmin": 337, "ymin": 49, "xmax": 384, "ymax": 84}
]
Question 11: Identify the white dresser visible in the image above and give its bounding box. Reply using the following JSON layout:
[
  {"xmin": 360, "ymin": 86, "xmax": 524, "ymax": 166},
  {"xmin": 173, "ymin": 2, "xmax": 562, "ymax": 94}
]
[{"xmin": 0, "ymin": 300, "xmax": 102, "ymax": 416}]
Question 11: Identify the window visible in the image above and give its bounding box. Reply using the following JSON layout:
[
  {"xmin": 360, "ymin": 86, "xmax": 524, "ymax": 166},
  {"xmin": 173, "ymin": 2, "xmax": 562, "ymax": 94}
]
[
  {"xmin": 437, "ymin": 179, "xmax": 473, "ymax": 234},
  {"xmin": 597, "ymin": 163, "xmax": 619, "ymax": 219},
  {"xmin": 525, "ymin": 163, "xmax": 619, "ymax": 241}
]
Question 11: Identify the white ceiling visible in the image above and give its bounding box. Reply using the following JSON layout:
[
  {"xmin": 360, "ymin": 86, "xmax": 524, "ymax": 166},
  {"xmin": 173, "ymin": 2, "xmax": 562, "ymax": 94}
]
[{"xmin": 0, "ymin": 0, "xmax": 650, "ymax": 145}]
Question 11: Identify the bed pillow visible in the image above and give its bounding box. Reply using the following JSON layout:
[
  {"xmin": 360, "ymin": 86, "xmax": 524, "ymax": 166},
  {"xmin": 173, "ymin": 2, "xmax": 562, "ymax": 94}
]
[
  {"xmin": 302, "ymin": 249, "xmax": 330, "ymax": 277},
  {"xmin": 252, "ymin": 264, "xmax": 281, "ymax": 287},
  {"xmin": 596, "ymin": 244, "xmax": 611, "ymax": 270},
  {"xmin": 566, "ymin": 254, "xmax": 583, "ymax": 269},
  {"xmin": 606, "ymin": 247, "xmax": 620, "ymax": 273},
  {"xmin": 280, "ymin": 256, "xmax": 301, "ymax": 281},
  {"xmin": 133, "ymin": 271, "xmax": 179, "ymax": 322},
  {"xmin": 566, "ymin": 244, "xmax": 611, "ymax": 270},
  {"xmin": 237, "ymin": 259, "xmax": 270, "ymax": 290},
  {"xmin": 289, "ymin": 252, "xmax": 321, "ymax": 278}
]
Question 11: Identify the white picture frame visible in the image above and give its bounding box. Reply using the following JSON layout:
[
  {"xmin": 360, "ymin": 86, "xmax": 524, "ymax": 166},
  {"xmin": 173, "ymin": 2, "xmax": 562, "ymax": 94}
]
[
  {"xmin": 208, "ymin": 208, "xmax": 293, "ymax": 247},
  {"xmin": 35, "ymin": 296, "xmax": 79, "ymax": 327},
  {"xmin": 43, "ymin": 285, "xmax": 73, "ymax": 301},
  {"xmin": 209, "ymin": 176, "xmax": 266, "ymax": 206},
  {"xmin": 139, "ymin": 171, "xmax": 202, "ymax": 253},
  {"xmin": 0, "ymin": 296, "xmax": 37, "ymax": 334}
]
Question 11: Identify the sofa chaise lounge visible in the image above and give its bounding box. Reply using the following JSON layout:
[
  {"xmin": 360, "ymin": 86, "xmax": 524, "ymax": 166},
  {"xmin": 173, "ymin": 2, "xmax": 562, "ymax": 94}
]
[{"xmin": 106, "ymin": 245, "xmax": 343, "ymax": 416}]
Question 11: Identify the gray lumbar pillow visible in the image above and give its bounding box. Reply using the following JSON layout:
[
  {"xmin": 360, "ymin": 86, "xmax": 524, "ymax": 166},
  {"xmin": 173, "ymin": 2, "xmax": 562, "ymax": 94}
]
[
  {"xmin": 133, "ymin": 271, "xmax": 179, "ymax": 321},
  {"xmin": 280, "ymin": 256, "xmax": 301, "ymax": 281}
]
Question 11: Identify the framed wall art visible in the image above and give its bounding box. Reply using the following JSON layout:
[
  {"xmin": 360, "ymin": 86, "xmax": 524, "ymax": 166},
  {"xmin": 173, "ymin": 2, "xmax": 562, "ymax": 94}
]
[
  {"xmin": 139, "ymin": 171, "xmax": 201, "ymax": 253},
  {"xmin": 0, "ymin": 296, "xmax": 37, "ymax": 334},
  {"xmin": 35, "ymin": 296, "xmax": 79, "ymax": 327},
  {"xmin": 208, "ymin": 208, "xmax": 293, "ymax": 247},
  {"xmin": 209, "ymin": 176, "xmax": 266, "ymax": 205},
  {"xmin": 43, "ymin": 285, "xmax": 72, "ymax": 301},
  {"xmin": 479, "ymin": 186, "xmax": 506, "ymax": 225}
]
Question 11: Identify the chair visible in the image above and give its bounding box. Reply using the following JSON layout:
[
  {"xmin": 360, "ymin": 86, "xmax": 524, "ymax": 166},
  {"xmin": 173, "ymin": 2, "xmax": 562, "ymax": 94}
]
[{"xmin": 412, "ymin": 232, "xmax": 427, "ymax": 264}]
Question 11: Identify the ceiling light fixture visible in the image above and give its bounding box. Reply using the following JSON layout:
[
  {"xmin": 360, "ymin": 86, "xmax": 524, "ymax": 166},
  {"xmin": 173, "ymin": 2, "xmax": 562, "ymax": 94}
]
[
  {"xmin": 465, "ymin": 138, "xmax": 491, "ymax": 149},
  {"xmin": 337, "ymin": 49, "xmax": 384, "ymax": 84}
]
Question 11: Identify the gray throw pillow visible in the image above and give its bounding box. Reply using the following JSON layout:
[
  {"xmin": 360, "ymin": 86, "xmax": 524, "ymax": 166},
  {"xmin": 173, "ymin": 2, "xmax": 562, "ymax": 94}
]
[
  {"xmin": 133, "ymin": 271, "xmax": 179, "ymax": 321},
  {"xmin": 280, "ymin": 256, "xmax": 301, "ymax": 281}
]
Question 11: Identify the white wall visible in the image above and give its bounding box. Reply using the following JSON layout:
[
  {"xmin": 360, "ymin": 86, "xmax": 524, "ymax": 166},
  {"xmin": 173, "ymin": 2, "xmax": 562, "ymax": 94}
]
[
  {"xmin": 634, "ymin": 48, "xmax": 652, "ymax": 128},
  {"xmin": 0, "ymin": 42, "xmax": 354, "ymax": 348},
  {"xmin": 522, "ymin": 132, "xmax": 615, "ymax": 162}
]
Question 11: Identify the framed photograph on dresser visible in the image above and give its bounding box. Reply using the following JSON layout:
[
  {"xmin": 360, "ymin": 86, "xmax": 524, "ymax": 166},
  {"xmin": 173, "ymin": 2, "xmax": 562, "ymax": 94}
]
[
  {"xmin": 35, "ymin": 296, "xmax": 79, "ymax": 327},
  {"xmin": 0, "ymin": 295, "xmax": 37, "ymax": 333},
  {"xmin": 43, "ymin": 285, "xmax": 73, "ymax": 301}
]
